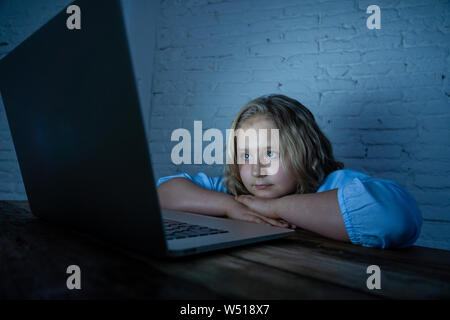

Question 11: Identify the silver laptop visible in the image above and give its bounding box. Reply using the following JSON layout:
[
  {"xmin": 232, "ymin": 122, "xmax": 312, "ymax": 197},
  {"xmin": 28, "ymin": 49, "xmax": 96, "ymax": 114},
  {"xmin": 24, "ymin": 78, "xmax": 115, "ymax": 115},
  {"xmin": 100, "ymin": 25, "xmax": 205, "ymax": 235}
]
[{"xmin": 0, "ymin": 0, "xmax": 293, "ymax": 257}]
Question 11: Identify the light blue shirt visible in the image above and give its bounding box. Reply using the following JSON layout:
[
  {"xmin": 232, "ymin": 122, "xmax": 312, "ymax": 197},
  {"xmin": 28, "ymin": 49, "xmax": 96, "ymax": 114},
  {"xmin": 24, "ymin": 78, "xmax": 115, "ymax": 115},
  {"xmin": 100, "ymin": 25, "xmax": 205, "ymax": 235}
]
[{"xmin": 156, "ymin": 169, "xmax": 423, "ymax": 249}]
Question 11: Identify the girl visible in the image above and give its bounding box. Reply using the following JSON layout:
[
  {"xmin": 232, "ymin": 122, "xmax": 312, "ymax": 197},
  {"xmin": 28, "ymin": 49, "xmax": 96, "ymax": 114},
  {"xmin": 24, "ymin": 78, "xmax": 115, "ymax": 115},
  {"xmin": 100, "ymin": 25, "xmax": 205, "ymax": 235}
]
[{"xmin": 156, "ymin": 94, "xmax": 422, "ymax": 249}]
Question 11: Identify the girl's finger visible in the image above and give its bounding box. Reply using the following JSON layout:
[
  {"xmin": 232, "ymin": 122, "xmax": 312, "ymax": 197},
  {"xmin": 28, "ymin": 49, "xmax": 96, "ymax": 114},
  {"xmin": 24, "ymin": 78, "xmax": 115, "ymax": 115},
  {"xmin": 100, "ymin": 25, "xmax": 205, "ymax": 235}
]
[
  {"xmin": 245, "ymin": 213, "xmax": 269, "ymax": 225},
  {"xmin": 258, "ymin": 215, "xmax": 289, "ymax": 228},
  {"xmin": 278, "ymin": 219, "xmax": 296, "ymax": 229},
  {"xmin": 245, "ymin": 215, "xmax": 265, "ymax": 225}
]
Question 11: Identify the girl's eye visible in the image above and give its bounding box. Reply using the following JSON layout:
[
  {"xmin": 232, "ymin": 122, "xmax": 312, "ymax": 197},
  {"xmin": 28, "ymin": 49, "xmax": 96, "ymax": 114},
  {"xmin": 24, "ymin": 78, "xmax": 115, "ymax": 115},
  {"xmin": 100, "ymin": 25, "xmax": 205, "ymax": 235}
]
[{"xmin": 267, "ymin": 151, "xmax": 277, "ymax": 158}]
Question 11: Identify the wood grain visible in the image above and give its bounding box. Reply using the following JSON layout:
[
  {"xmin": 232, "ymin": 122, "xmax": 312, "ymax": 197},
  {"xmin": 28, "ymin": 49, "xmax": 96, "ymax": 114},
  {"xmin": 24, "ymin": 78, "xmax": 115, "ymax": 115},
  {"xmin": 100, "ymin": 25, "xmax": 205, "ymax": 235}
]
[{"xmin": 1, "ymin": 200, "xmax": 450, "ymax": 299}]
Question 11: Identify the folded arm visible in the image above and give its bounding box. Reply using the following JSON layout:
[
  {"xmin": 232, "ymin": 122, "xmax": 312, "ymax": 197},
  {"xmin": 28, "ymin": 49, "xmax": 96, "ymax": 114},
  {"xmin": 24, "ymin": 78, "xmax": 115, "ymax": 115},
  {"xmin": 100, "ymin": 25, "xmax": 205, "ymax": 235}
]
[
  {"xmin": 157, "ymin": 178, "xmax": 231, "ymax": 217},
  {"xmin": 157, "ymin": 178, "xmax": 290, "ymax": 227},
  {"xmin": 237, "ymin": 189, "xmax": 350, "ymax": 242}
]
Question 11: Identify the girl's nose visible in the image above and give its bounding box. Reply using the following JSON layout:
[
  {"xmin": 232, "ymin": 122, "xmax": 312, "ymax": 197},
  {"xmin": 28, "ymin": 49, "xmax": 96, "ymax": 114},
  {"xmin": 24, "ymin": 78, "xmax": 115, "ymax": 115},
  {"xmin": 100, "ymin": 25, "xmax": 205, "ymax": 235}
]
[{"xmin": 251, "ymin": 163, "xmax": 265, "ymax": 177}]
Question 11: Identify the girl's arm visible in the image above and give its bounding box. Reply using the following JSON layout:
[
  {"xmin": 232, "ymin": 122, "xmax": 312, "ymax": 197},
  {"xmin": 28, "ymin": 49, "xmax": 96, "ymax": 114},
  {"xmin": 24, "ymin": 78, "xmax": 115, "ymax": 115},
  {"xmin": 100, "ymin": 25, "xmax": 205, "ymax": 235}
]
[
  {"xmin": 157, "ymin": 178, "xmax": 290, "ymax": 227},
  {"xmin": 236, "ymin": 189, "xmax": 350, "ymax": 242},
  {"xmin": 157, "ymin": 177, "xmax": 230, "ymax": 217},
  {"xmin": 236, "ymin": 177, "xmax": 422, "ymax": 248}
]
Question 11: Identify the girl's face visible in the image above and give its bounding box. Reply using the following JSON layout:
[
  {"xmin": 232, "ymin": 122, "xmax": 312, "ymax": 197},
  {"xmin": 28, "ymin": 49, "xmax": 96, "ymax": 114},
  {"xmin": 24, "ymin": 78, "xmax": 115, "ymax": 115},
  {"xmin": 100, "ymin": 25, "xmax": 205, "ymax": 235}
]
[{"xmin": 236, "ymin": 115, "xmax": 298, "ymax": 199}]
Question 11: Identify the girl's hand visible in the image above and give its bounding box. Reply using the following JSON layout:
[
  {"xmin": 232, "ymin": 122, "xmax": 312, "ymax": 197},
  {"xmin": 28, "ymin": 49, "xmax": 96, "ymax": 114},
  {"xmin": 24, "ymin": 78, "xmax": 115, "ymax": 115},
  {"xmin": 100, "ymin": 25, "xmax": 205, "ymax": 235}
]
[
  {"xmin": 235, "ymin": 195, "xmax": 297, "ymax": 229},
  {"xmin": 235, "ymin": 195, "xmax": 278, "ymax": 218},
  {"xmin": 225, "ymin": 199, "xmax": 291, "ymax": 228}
]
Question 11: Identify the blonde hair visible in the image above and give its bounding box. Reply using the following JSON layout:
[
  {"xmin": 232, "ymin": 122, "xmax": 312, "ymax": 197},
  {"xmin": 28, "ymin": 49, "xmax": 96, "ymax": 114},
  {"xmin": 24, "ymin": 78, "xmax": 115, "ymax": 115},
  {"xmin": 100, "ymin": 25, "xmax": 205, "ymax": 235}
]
[{"xmin": 223, "ymin": 94, "xmax": 343, "ymax": 196}]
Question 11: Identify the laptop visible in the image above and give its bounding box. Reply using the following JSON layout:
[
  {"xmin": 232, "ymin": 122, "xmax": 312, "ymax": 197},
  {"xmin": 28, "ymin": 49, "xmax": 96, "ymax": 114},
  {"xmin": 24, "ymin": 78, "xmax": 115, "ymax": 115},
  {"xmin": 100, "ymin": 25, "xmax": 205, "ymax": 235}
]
[{"xmin": 0, "ymin": 0, "xmax": 294, "ymax": 257}]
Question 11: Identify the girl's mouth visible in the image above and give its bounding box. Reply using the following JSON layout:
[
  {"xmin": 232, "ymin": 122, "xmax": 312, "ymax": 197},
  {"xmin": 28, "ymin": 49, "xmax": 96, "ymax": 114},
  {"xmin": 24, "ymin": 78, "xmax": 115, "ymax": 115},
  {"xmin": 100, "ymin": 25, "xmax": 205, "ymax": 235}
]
[{"xmin": 254, "ymin": 184, "xmax": 273, "ymax": 190}]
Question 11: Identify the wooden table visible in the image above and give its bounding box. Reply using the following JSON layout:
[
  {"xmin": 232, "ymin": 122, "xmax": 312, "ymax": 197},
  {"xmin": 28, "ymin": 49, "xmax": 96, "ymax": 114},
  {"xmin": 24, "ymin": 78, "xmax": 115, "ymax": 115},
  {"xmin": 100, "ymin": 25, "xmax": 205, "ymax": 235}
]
[{"xmin": 1, "ymin": 200, "xmax": 449, "ymax": 300}]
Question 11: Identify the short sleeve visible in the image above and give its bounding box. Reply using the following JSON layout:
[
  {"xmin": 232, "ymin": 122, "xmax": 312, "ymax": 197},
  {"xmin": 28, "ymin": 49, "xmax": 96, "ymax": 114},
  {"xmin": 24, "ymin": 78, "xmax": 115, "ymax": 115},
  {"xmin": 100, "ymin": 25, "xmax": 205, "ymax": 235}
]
[
  {"xmin": 156, "ymin": 172, "xmax": 228, "ymax": 194},
  {"xmin": 337, "ymin": 177, "xmax": 423, "ymax": 249}
]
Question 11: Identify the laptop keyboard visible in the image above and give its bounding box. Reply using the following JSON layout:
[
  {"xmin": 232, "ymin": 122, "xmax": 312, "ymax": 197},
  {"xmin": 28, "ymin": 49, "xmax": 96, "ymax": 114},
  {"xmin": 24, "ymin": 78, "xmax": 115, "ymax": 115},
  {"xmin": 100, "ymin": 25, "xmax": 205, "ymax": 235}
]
[{"xmin": 163, "ymin": 219, "xmax": 229, "ymax": 240}]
